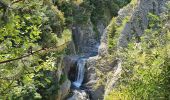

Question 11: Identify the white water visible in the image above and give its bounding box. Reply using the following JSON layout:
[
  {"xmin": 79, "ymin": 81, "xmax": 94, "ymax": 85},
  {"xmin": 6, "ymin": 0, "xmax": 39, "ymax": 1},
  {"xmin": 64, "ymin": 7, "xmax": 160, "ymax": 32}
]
[{"xmin": 73, "ymin": 58, "xmax": 87, "ymax": 88}]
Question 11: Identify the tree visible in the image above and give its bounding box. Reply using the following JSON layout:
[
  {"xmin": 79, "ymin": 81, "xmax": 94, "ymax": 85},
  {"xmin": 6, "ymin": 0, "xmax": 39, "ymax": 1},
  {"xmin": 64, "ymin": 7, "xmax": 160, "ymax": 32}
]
[{"xmin": 0, "ymin": 0, "xmax": 71, "ymax": 99}]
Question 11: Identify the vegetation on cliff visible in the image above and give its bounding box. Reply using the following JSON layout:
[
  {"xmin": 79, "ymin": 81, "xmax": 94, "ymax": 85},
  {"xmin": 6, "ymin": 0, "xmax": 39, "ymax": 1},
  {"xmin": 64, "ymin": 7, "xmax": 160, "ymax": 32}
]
[{"xmin": 106, "ymin": 2, "xmax": 170, "ymax": 100}]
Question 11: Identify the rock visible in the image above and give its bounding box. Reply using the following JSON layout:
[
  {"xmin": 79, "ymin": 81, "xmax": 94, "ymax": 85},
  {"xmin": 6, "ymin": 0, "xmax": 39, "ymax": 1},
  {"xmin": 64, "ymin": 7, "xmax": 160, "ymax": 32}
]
[
  {"xmin": 82, "ymin": 56, "xmax": 105, "ymax": 100},
  {"xmin": 98, "ymin": 24, "xmax": 109, "ymax": 57},
  {"xmin": 63, "ymin": 56, "xmax": 79, "ymax": 76},
  {"xmin": 89, "ymin": 85, "xmax": 105, "ymax": 100},
  {"xmin": 98, "ymin": 43, "xmax": 108, "ymax": 57},
  {"xmin": 84, "ymin": 56, "xmax": 100, "ymax": 83},
  {"xmin": 118, "ymin": 0, "xmax": 168, "ymax": 47},
  {"xmin": 56, "ymin": 69, "xmax": 62, "ymax": 82},
  {"xmin": 67, "ymin": 90, "xmax": 89, "ymax": 100},
  {"xmin": 72, "ymin": 19, "xmax": 98, "ymax": 53},
  {"xmin": 63, "ymin": 55, "xmax": 81, "ymax": 82},
  {"xmin": 104, "ymin": 60, "xmax": 122, "ymax": 98},
  {"xmin": 56, "ymin": 79, "xmax": 71, "ymax": 100},
  {"xmin": 67, "ymin": 41, "xmax": 77, "ymax": 55},
  {"xmin": 116, "ymin": 3, "xmax": 134, "ymax": 25},
  {"xmin": 55, "ymin": 57, "xmax": 64, "ymax": 82},
  {"xmin": 96, "ymin": 21, "xmax": 106, "ymax": 39},
  {"xmin": 118, "ymin": 22, "xmax": 133, "ymax": 47}
]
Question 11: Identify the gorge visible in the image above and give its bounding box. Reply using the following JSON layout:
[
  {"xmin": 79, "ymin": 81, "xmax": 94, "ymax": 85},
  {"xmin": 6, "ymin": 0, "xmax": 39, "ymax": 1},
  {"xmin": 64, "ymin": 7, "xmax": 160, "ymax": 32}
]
[{"xmin": 0, "ymin": 0, "xmax": 169, "ymax": 100}]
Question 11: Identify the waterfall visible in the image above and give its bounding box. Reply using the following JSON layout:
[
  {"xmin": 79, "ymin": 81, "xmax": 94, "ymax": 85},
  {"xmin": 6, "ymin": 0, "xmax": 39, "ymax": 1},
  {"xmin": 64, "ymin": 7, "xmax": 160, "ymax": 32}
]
[{"xmin": 73, "ymin": 58, "xmax": 87, "ymax": 88}]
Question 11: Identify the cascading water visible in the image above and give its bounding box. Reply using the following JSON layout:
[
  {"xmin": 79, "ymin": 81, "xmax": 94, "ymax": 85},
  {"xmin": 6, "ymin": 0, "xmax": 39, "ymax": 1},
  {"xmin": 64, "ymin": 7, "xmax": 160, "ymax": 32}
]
[{"xmin": 73, "ymin": 58, "xmax": 87, "ymax": 88}]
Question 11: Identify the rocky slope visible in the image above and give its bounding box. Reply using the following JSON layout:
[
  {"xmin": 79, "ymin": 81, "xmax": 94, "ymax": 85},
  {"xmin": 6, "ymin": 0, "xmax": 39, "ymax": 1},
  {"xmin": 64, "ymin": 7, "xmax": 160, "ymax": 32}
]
[
  {"xmin": 105, "ymin": 0, "xmax": 169, "ymax": 98},
  {"xmin": 118, "ymin": 0, "xmax": 168, "ymax": 47}
]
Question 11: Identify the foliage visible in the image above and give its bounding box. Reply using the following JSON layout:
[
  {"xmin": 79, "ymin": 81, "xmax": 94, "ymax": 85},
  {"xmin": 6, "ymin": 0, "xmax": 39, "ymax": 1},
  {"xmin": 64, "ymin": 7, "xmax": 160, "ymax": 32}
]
[
  {"xmin": 90, "ymin": 0, "xmax": 131, "ymax": 25},
  {"xmin": 56, "ymin": 0, "xmax": 74, "ymax": 26},
  {"xmin": 56, "ymin": 0, "xmax": 131, "ymax": 26}
]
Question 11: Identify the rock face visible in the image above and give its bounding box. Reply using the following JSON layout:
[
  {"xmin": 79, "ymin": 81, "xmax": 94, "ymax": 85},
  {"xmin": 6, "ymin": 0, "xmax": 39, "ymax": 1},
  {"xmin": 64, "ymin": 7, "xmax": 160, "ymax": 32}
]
[
  {"xmin": 54, "ymin": 57, "xmax": 72, "ymax": 100},
  {"xmin": 57, "ymin": 79, "xmax": 71, "ymax": 100},
  {"xmin": 104, "ymin": 60, "xmax": 122, "ymax": 98},
  {"xmin": 84, "ymin": 55, "xmax": 116, "ymax": 100},
  {"xmin": 118, "ymin": 0, "xmax": 168, "ymax": 47},
  {"xmin": 103, "ymin": 0, "xmax": 169, "ymax": 97},
  {"xmin": 63, "ymin": 56, "xmax": 79, "ymax": 79},
  {"xmin": 72, "ymin": 20, "xmax": 98, "ymax": 54}
]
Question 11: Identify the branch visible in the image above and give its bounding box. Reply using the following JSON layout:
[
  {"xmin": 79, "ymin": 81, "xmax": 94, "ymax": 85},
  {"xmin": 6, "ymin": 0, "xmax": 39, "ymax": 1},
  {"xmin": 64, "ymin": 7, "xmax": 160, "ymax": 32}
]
[
  {"xmin": 0, "ymin": 0, "xmax": 23, "ymax": 9},
  {"xmin": 0, "ymin": 41, "xmax": 70, "ymax": 64},
  {"xmin": 0, "ymin": 49, "xmax": 43, "ymax": 64},
  {"xmin": 0, "ymin": 80, "xmax": 14, "ymax": 95},
  {"xmin": 11, "ymin": 0, "xmax": 23, "ymax": 5}
]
